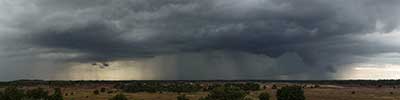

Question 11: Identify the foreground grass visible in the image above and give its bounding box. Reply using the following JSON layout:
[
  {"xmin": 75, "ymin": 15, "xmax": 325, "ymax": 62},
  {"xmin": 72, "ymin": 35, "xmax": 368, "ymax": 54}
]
[
  {"xmin": 2, "ymin": 85, "xmax": 400, "ymax": 100},
  {"xmin": 61, "ymin": 88, "xmax": 400, "ymax": 100}
]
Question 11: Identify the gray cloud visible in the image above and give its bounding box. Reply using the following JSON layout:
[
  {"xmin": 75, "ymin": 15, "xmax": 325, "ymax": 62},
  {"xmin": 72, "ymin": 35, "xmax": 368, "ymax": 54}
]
[{"xmin": 1, "ymin": 0, "xmax": 400, "ymax": 80}]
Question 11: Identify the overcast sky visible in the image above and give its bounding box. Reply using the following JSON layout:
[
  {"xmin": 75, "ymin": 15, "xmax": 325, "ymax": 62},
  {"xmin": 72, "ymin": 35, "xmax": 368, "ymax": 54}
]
[{"xmin": 1, "ymin": 0, "xmax": 400, "ymax": 80}]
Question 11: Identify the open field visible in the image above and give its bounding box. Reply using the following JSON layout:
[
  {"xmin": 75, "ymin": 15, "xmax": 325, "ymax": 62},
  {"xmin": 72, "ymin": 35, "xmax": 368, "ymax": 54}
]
[
  {"xmin": 56, "ymin": 87, "xmax": 400, "ymax": 100},
  {"xmin": 60, "ymin": 87, "xmax": 400, "ymax": 100},
  {"xmin": 1, "ymin": 80, "xmax": 400, "ymax": 100}
]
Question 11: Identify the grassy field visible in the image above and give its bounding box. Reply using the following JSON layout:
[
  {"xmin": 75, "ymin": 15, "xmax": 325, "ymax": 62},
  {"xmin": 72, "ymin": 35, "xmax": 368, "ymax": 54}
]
[
  {"xmin": 2, "ymin": 81, "xmax": 400, "ymax": 100},
  {"xmin": 61, "ymin": 88, "xmax": 400, "ymax": 100},
  {"xmin": 6, "ymin": 85, "xmax": 395, "ymax": 100},
  {"xmin": 304, "ymin": 88, "xmax": 400, "ymax": 100}
]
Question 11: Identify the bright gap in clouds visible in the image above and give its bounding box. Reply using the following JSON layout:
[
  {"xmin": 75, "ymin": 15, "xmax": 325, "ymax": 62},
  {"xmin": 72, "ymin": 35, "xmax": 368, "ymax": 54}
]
[
  {"xmin": 61, "ymin": 61, "xmax": 145, "ymax": 80},
  {"xmin": 340, "ymin": 30, "xmax": 400, "ymax": 80},
  {"xmin": 342, "ymin": 64, "xmax": 400, "ymax": 80}
]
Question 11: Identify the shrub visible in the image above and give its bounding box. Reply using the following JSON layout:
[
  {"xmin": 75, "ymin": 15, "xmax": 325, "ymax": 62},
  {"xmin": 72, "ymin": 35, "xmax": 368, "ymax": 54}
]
[
  {"xmin": 109, "ymin": 93, "xmax": 128, "ymax": 100},
  {"xmin": 276, "ymin": 86, "xmax": 305, "ymax": 100},
  {"xmin": 26, "ymin": 87, "xmax": 49, "ymax": 99},
  {"xmin": 201, "ymin": 86, "xmax": 247, "ymax": 100},
  {"xmin": 177, "ymin": 94, "xmax": 189, "ymax": 100},
  {"xmin": 94, "ymin": 90, "xmax": 100, "ymax": 95},
  {"xmin": 314, "ymin": 84, "xmax": 320, "ymax": 88},
  {"xmin": 0, "ymin": 87, "xmax": 25, "ymax": 100},
  {"xmin": 0, "ymin": 87, "xmax": 63, "ymax": 100},
  {"xmin": 258, "ymin": 92, "xmax": 270, "ymax": 100},
  {"xmin": 101, "ymin": 88, "xmax": 106, "ymax": 93},
  {"xmin": 0, "ymin": 92, "xmax": 3, "ymax": 99},
  {"xmin": 271, "ymin": 85, "xmax": 277, "ymax": 89},
  {"xmin": 48, "ymin": 88, "xmax": 63, "ymax": 100}
]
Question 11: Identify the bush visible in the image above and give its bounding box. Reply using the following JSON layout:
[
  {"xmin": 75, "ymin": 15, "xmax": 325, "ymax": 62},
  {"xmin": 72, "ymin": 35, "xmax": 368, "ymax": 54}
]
[
  {"xmin": 94, "ymin": 90, "xmax": 100, "ymax": 95},
  {"xmin": 109, "ymin": 93, "xmax": 128, "ymax": 100},
  {"xmin": 0, "ymin": 87, "xmax": 63, "ymax": 100},
  {"xmin": 0, "ymin": 87, "xmax": 25, "ymax": 100},
  {"xmin": 276, "ymin": 86, "xmax": 305, "ymax": 100},
  {"xmin": 177, "ymin": 94, "xmax": 189, "ymax": 100},
  {"xmin": 271, "ymin": 85, "xmax": 277, "ymax": 89},
  {"xmin": 101, "ymin": 88, "xmax": 106, "ymax": 93},
  {"xmin": 314, "ymin": 84, "xmax": 320, "ymax": 88},
  {"xmin": 26, "ymin": 87, "xmax": 49, "ymax": 99},
  {"xmin": 48, "ymin": 88, "xmax": 63, "ymax": 100},
  {"xmin": 258, "ymin": 92, "xmax": 270, "ymax": 100},
  {"xmin": 201, "ymin": 86, "xmax": 247, "ymax": 100}
]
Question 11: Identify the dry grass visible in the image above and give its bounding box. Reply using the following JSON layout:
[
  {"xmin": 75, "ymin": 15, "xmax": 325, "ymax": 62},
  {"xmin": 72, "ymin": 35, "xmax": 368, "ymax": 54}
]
[
  {"xmin": 59, "ymin": 87, "xmax": 400, "ymax": 100},
  {"xmin": 61, "ymin": 89, "xmax": 208, "ymax": 100},
  {"xmin": 2, "ymin": 85, "xmax": 400, "ymax": 100}
]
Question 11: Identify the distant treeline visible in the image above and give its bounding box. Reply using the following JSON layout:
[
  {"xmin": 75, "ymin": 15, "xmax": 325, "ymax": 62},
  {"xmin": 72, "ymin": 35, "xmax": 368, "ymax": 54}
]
[
  {"xmin": 116, "ymin": 82, "xmax": 203, "ymax": 93},
  {"xmin": 3, "ymin": 80, "xmax": 400, "ymax": 87},
  {"xmin": 115, "ymin": 82, "xmax": 260, "ymax": 93}
]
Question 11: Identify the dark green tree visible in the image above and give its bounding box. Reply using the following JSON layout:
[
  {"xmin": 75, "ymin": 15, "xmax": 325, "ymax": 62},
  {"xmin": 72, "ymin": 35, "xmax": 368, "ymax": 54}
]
[
  {"xmin": 271, "ymin": 85, "xmax": 277, "ymax": 89},
  {"xmin": 26, "ymin": 87, "xmax": 49, "ymax": 99},
  {"xmin": 48, "ymin": 88, "xmax": 63, "ymax": 100},
  {"xmin": 258, "ymin": 92, "xmax": 270, "ymax": 100},
  {"xmin": 109, "ymin": 93, "xmax": 128, "ymax": 100},
  {"xmin": 101, "ymin": 88, "xmax": 106, "ymax": 93},
  {"xmin": 0, "ymin": 87, "xmax": 25, "ymax": 100},
  {"xmin": 314, "ymin": 84, "xmax": 320, "ymax": 88},
  {"xmin": 276, "ymin": 86, "xmax": 305, "ymax": 100},
  {"xmin": 201, "ymin": 86, "xmax": 247, "ymax": 100},
  {"xmin": 94, "ymin": 90, "xmax": 100, "ymax": 95},
  {"xmin": 0, "ymin": 91, "xmax": 3, "ymax": 99}
]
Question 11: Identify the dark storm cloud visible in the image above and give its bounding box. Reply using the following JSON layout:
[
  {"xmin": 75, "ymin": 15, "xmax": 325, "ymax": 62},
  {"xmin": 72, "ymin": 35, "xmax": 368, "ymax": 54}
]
[
  {"xmin": 25, "ymin": 0, "xmax": 395, "ymax": 56},
  {"xmin": 2, "ymin": 0, "xmax": 400, "ymax": 79}
]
